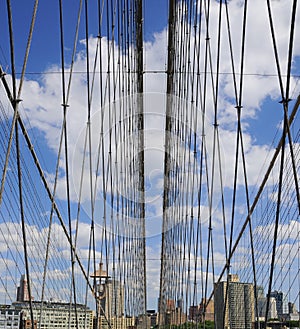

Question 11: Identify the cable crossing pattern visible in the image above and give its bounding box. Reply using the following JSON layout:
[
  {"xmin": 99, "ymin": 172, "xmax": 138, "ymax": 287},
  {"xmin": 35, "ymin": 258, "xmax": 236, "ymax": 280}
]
[{"xmin": 0, "ymin": 1, "xmax": 299, "ymax": 329}]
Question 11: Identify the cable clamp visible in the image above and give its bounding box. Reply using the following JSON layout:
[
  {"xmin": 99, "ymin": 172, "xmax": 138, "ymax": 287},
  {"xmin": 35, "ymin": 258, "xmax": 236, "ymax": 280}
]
[{"xmin": 279, "ymin": 98, "xmax": 291, "ymax": 105}]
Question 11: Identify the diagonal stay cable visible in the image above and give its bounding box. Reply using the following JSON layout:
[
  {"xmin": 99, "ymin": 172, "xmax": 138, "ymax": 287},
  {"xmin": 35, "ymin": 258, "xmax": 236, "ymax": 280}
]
[
  {"xmin": 222, "ymin": 1, "xmax": 260, "ymax": 326},
  {"xmin": 264, "ymin": 0, "xmax": 299, "ymax": 324},
  {"xmin": 207, "ymin": 94, "xmax": 300, "ymax": 305},
  {"xmin": 0, "ymin": 69, "xmax": 97, "ymax": 298},
  {"xmin": 0, "ymin": 0, "xmax": 38, "ymax": 209},
  {"xmin": 266, "ymin": 0, "xmax": 300, "ymax": 215},
  {"xmin": 4, "ymin": 1, "xmax": 35, "ymax": 328},
  {"xmin": 264, "ymin": 99, "xmax": 287, "ymax": 327}
]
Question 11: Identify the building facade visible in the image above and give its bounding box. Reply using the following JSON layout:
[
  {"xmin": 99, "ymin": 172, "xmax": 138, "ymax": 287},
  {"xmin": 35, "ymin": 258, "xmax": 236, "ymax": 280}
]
[
  {"xmin": 16, "ymin": 275, "xmax": 31, "ymax": 302},
  {"xmin": 214, "ymin": 275, "xmax": 254, "ymax": 329},
  {"xmin": 0, "ymin": 306, "xmax": 22, "ymax": 329},
  {"xmin": 257, "ymin": 295, "xmax": 278, "ymax": 320},
  {"xmin": 13, "ymin": 301, "xmax": 94, "ymax": 329},
  {"xmin": 269, "ymin": 291, "xmax": 288, "ymax": 319},
  {"xmin": 97, "ymin": 315, "xmax": 135, "ymax": 329},
  {"xmin": 100, "ymin": 279, "xmax": 124, "ymax": 319},
  {"xmin": 188, "ymin": 298, "xmax": 214, "ymax": 322}
]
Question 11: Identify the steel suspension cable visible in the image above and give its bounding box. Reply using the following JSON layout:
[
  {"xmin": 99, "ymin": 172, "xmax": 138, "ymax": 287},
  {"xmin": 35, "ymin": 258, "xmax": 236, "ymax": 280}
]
[
  {"xmin": 264, "ymin": 0, "xmax": 299, "ymax": 325},
  {"xmin": 5, "ymin": 1, "xmax": 35, "ymax": 328},
  {"xmin": 0, "ymin": 0, "xmax": 38, "ymax": 209},
  {"xmin": 58, "ymin": 1, "xmax": 79, "ymax": 327},
  {"xmin": 210, "ymin": 95, "xmax": 300, "ymax": 304},
  {"xmin": 266, "ymin": 0, "xmax": 300, "ymax": 215}
]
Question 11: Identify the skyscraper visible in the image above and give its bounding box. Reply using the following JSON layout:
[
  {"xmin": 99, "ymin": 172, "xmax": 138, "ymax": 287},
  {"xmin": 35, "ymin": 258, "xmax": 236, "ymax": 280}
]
[
  {"xmin": 214, "ymin": 274, "xmax": 254, "ymax": 329},
  {"xmin": 256, "ymin": 286, "xmax": 277, "ymax": 320},
  {"xmin": 269, "ymin": 291, "xmax": 288, "ymax": 319},
  {"xmin": 100, "ymin": 279, "xmax": 124, "ymax": 319},
  {"xmin": 16, "ymin": 275, "xmax": 32, "ymax": 302}
]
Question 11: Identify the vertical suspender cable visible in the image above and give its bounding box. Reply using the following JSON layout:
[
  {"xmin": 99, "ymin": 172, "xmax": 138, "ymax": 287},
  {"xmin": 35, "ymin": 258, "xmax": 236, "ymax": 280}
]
[
  {"xmin": 159, "ymin": 0, "xmax": 175, "ymax": 324},
  {"xmin": 135, "ymin": 0, "xmax": 146, "ymax": 314},
  {"xmin": 58, "ymin": 1, "xmax": 79, "ymax": 327}
]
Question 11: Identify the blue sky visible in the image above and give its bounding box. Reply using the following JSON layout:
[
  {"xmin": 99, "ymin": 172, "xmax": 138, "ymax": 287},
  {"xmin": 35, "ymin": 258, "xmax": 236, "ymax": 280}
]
[{"xmin": 0, "ymin": 0, "xmax": 299, "ymax": 312}]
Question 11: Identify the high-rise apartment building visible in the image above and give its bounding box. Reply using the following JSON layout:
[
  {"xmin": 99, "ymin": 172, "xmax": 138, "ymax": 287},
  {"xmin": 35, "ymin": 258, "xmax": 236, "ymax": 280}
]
[{"xmin": 214, "ymin": 274, "xmax": 254, "ymax": 329}]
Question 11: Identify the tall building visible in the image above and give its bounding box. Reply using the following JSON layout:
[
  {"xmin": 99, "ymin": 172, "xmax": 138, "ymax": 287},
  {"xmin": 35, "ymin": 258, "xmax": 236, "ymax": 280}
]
[
  {"xmin": 16, "ymin": 275, "xmax": 32, "ymax": 302},
  {"xmin": 214, "ymin": 274, "xmax": 254, "ymax": 329},
  {"xmin": 269, "ymin": 291, "xmax": 288, "ymax": 319},
  {"xmin": 256, "ymin": 286, "xmax": 277, "ymax": 320},
  {"xmin": 257, "ymin": 295, "xmax": 278, "ymax": 320},
  {"xmin": 91, "ymin": 263, "xmax": 130, "ymax": 329},
  {"xmin": 158, "ymin": 298, "xmax": 186, "ymax": 326},
  {"xmin": 288, "ymin": 302, "xmax": 298, "ymax": 314},
  {"xmin": 100, "ymin": 279, "xmax": 125, "ymax": 319}
]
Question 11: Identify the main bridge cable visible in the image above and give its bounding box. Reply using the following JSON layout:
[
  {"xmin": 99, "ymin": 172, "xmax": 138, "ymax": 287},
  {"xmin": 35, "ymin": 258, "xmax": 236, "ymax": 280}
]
[
  {"xmin": 184, "ymin": 0, "xmax": 199, "ymax": 320},
  {"xmin": 191, "ymin": 0, "xmax": 205, "ymax": 316},
  {"xmin": 200, "ymin": 0, "xmax": 216, "ymax": 321},
  {"xmin": 236, "ymin": 0, "xmax": 259, "ymax": 324},
  {"xmin": 195, "ymin": 0, "xmax": 206, "ymax": 315},
  {"xmin": 200, "ymin": 0, "xmax": 229, "ymax": 323}
]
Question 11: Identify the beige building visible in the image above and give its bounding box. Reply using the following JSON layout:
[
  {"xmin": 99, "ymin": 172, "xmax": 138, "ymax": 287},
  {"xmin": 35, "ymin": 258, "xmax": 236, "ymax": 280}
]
[
  {"xmin": 199, "ymin": 298, "xmax": 214, "ymax": 322},
  {"xmin": 97, "ymin": 315, "xmax": 135, "ymax": 329},
  {"xmin": 100, "ymin": 280, "xmax": 124, "ymax": 319},
  {"xmin": 188, "ymin": 299, "xmax": 214, "ymax": 322},
  {"xmin": 214, "ymin": 275, "xmax": 254, "ymax": 329}
]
